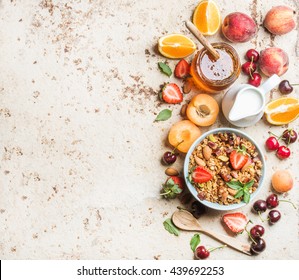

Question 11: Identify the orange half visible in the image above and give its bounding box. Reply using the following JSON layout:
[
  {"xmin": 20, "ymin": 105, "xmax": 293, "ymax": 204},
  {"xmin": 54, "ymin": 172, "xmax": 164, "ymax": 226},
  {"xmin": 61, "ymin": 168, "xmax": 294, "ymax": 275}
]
[
  {"xmin": 264, "ymin": 97, "xmax": 299, "ymax": 125},
  {"xmin": 158, "ymin": 34, "xmax": 196, "ymax": 59},
  {"xmin": 192, "ymin": 0, "xmax": 221, "ymax": 36}
]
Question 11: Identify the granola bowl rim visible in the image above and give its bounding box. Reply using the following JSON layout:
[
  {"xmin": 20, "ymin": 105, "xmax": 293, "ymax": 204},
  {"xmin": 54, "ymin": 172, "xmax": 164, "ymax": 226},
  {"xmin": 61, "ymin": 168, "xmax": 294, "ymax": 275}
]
[{"xmin": 183, "ymin": 127, "xmax": 266, "ymax": 211}]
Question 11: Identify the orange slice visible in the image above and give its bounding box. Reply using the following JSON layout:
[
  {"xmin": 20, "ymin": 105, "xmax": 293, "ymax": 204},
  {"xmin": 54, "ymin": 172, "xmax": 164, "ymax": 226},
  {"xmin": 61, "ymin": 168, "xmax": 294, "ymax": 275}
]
[
  {"xmin": 264, "ymin": 97, "xmax": 299, "ymax": 125},
  {"xmin": 193, "ymin": 0, "xmax": 221, "ymax": 36},
  {"xmin": 158, "ymin": 34, "xmax": 196, "ymax": 59}
]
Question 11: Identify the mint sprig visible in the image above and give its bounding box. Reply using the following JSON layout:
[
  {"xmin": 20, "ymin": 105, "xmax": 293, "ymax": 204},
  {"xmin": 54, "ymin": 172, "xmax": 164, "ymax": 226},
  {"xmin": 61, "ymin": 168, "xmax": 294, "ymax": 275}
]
[
  {"xmin": 155, "ymin": 109, "xmax": 172, "ymax": 122},
  {"xmin": 190, "ymin": 233, "xmax": 201, "ymax": 252},
  {"xmin": 226, "ymin": 179, "xmax": 255, "ymax": 203},
  {"xmin": 163, "ymin": 218, "xmax": 180, "ymax": 236}
]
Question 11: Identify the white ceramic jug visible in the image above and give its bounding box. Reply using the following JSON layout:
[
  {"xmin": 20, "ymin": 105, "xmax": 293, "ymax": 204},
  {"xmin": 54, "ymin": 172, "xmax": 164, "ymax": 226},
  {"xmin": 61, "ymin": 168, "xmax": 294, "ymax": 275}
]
[{"xmin": 222, "ymin": 74, "xmax": 281, "ymax": 127}]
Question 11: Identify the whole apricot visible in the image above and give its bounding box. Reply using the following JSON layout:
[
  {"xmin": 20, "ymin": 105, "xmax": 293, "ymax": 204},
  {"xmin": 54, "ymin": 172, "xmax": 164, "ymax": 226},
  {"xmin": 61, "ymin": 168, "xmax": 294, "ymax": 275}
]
[
  {"xmin": 259, "ymin": 48, "xmax": 289, "ymax": 77},
  {"xmin": 264, "ymin": 6, "xmax": 296, "ymax": 35},
  {"xmin": 222, "ymin": 12, "xmax": 257, "ymax": 43},
  {"xmin": 271, "ymin": 170, "xmax": 293, "ymax": 193}
]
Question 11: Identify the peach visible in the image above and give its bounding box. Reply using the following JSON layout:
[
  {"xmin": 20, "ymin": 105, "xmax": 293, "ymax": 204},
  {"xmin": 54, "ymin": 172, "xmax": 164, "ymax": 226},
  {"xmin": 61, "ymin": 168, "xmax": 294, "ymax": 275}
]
[
  {"xmin": 186, "ymin": 94, "xmax": 219, "ymax": 126},
  {"xmin": 264, "ymin": 6, "xmax": 296, "ymax": 35},
  {"xmin": 222, "ymin": 12, "xmax": 257, "ymax": 43},
  {"xmin": 168, "ymin": 120, "xmax": 201, "ymax": 153},
  {"xmin": 259, "ymin": 47, "xmax": 289, "ymax": 77},
  {"xmin": 271, "ymin": 170, "xmax": 293, "ymax": 193}
]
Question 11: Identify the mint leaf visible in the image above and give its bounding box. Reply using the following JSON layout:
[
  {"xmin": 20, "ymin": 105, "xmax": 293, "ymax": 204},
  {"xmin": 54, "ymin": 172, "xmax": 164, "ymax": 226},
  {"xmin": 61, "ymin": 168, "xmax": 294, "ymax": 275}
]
[
  {"xmin": 155, "ymin": 109, "xmax": 172, "ymax": 122},
  {"xmin": 234, "ymin": 189, "xmax": 244, "ymax": 199},
  {"xmin": 226, "ymin": 180, "xmax": 243, "ymax": 190},
  {"xmin": 244, "ymin": 179, "xmax": 255, "ymax": 189},
  {"xmin": 158, "ymin": 62, "xmax": 172, "ymax": 77},
  {"xmin": 190, "ymin": 234, "xmax": 201, "ymax": 252},
  {"xmin": 243, "ymin": 190, "xmax": 250, "ymax": 203},
  {"xmin": 163, "ymin": 218, "xmax": 180, "ymax": 236}
]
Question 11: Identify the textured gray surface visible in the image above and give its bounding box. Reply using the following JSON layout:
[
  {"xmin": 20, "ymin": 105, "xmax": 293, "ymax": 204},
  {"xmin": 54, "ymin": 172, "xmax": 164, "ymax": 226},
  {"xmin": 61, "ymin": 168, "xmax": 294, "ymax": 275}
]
[{"xmin": 0, "ymin": 0, "xmax": 298, "ymax": 259}]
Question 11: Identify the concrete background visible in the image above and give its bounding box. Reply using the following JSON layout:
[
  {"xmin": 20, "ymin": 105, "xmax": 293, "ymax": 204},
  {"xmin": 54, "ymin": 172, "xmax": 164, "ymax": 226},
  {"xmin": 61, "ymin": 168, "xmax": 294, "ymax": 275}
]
[{"xmin": 0, "ymin": 0, "xmax": 298, "ymax": 259}]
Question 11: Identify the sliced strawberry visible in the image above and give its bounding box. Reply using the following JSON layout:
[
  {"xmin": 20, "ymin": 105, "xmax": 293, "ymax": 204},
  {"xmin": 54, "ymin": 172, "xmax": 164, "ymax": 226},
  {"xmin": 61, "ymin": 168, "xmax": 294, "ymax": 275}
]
[
  {"xmin": 191, "ymin": 166, "xmax": 212, "ymax": 183},
  {"xmin": 174, "ymin": 59, "xmax": 190, "ymax": 79},
  {"xmin": 222, "ymin": 212, "xmax": 248, "ymax": 234},
  {"xmin": 229, "ymin": 149, "xmax": 248, "ymax": 170},
  {"xmin": 161, "ymin": 83, "xmax": 183, "ymax": 104}
]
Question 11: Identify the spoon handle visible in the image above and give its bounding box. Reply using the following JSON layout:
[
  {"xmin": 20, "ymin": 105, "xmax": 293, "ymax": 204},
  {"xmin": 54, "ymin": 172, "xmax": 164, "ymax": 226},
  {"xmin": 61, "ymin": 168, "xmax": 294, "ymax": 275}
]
[{"xmin": 200, "ymin": 229, "xmax": 251, "ymax": 256}]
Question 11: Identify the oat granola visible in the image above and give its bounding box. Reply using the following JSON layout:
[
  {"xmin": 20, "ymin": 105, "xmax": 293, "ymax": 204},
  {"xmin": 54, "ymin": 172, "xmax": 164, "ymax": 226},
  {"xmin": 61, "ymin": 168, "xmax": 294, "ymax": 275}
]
[{"xmin": 188, "ymin": 132, "xmax": 263, "ymax": 205}]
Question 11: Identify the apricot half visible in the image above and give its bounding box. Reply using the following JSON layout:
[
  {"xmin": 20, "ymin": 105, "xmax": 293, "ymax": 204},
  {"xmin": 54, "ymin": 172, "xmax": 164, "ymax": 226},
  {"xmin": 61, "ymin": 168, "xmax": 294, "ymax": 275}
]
[
  {"xmin": 186, "ymin": 94, "xmax": 219, "ymax": 126},
  {"xmin": 168, "ymin": 120, "xmax": 201, "ymax": 153}
]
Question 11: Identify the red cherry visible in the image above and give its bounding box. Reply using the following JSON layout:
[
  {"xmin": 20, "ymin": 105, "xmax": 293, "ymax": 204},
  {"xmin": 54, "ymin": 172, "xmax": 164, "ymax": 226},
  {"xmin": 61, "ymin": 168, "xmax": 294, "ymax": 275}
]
[
  {"xmin": 246, "ymin": 49, "xmax": 260, "ymax": 62},
  {"xmin": 248, "ymin": 73, "xmax": 262, "ymax": 87},
  {"xmin": 265, "ymin": 136, "xmax": 280, "ymax": 151},
  {"xmin": 242, "ymin": 61, "xmax": 257, "ymax": 75},
  {"xmin": 195, "ymin": 246, "xmax": 210, "ymax": 259},
  {"xmin": 276, "ymin": 146, "xmax": 291, "ymax": 159}
]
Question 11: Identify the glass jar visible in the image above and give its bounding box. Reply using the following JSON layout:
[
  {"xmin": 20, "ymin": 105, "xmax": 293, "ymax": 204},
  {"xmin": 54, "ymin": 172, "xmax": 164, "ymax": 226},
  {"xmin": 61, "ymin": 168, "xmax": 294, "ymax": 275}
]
[{"xmin": 190, "ymin": 42, "xmax": 241, "ymax": 93}]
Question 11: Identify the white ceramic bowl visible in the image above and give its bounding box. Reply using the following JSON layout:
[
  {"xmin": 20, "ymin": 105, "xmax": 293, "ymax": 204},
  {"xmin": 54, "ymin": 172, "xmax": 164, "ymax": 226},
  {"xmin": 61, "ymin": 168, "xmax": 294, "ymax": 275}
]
[{"xmin": 184, "ymin": 128, "xmax": 266, "ymax": 211}]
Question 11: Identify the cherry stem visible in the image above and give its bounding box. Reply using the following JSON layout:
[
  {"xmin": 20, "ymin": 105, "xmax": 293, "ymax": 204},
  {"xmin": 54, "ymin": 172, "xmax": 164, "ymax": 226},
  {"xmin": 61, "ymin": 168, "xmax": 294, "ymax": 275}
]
[
  {"xmin": 290, "ymin": 83, "xmax": 299, "ymax": 86},
  {"xmin": 268, "ymin": 131, "xmax": 282, "ymax": 140},
  {"xmin": 177, "ymin": 206, "xmax": 188, "ymax": 211},
  {"xmin": 172, "ymin": 140, "xmax": 184, "ymax": 153},
  {"xmin": 244, "ymin": 220, "xmax": 257, "ymax": 244},
  {"xmin": 279, "ymin": 200, "xmax": 297, "ymax": 209},
  {"xmin": 258, "ymin": 211, "xmax": 266, "ymax": 223},
  {"xmin": 208, "ymin": 244, "xmax": 227, "ymax": 253}
]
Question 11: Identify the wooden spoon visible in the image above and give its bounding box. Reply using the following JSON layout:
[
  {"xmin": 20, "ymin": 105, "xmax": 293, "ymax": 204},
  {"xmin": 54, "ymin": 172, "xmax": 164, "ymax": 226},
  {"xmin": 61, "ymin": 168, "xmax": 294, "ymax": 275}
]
[
  {"xmin": 172, "ymin": 209, "xmax": 252, "ymax": 256},
  {"xmin": 185, "ymin": 20, "xmax": 220, "ymax": 60}
]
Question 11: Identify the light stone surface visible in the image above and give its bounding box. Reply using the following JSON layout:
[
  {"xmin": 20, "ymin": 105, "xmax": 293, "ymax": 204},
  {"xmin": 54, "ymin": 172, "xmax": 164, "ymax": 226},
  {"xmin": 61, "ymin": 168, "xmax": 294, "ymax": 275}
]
[{"xmin": 0, "ymin": 0, "xmax": 298, "ymax": 260}]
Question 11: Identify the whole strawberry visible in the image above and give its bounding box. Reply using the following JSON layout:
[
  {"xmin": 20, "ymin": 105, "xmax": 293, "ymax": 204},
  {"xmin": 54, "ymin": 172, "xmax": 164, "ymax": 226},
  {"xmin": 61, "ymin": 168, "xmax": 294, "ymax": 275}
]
[{"xmin": 160, "ymin": 176, "xmax": 185, "ymax": 199}]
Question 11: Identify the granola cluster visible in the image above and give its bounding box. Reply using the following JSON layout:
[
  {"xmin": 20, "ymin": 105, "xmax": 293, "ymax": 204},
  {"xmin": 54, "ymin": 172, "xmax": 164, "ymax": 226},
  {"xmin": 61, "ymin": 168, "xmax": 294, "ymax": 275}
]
[{"xmin": 188, "ymin": 132, "xmax": 263, "ymax": 205}]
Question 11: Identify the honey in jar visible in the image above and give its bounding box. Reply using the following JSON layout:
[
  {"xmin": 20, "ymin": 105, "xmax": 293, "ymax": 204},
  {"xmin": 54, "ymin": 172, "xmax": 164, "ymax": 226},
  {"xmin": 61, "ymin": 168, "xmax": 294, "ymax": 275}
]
[{"xmin": 190, "ymin": 42, "xmax": 241, "ymax": 93}]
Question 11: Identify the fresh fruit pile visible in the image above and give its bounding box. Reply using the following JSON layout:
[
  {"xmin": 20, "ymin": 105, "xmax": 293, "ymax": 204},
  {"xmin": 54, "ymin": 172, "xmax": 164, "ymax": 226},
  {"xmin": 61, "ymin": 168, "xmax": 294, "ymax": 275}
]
[
  {"xmin": 155, "ymin": 1, "xmax": 297, "ymax": 260},
  {"xmin": 265, "ymin": 128, "xmax": 297, "ymax": 159}
]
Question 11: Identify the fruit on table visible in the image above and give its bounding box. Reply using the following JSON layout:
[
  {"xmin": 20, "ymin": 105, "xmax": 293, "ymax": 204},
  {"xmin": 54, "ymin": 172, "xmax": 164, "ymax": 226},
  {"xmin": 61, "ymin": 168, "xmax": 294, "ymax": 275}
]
[
  {"xmin": 242, "ymin": 61, "xmax": 257, "ymax": 76},
  {"xmin": 168, "ymin": 120, "xmax": 201, "ymax": 153},
  {"xmin": 246, "ymin": 49, "xmax": 259, "ymax": 62},
  {"xmin": 265, "ymin": 136, "xmax": 280, "ymax": 151},
  {"xmin": 158, "ymin": 34, "xmax": 196, "ymax": 59},
  {"xmin": 174, "ymin": 59, "xmax": 190, "ymax": 79},
  {"xmin": 186, "ymin": 94, "xmax": 219, "ymax": 126},
  {"xmin": 191, "ymin": 166, "xmax": 212, "ymax": 183},
  {"xmin": 192, "ymin": 0, "xmax": 221, "ymax": 36},
  {"xmin": 268, "ymin": 210, "xmax": 281, "ymax": 224},
  {"xmin": 259, "ymin": 47, "xmax": 289, "ymax": 77},
  {"xmin": 250, "ymin": 237, "xmax": 266, "ymax": 254},
  {"xmin": 282, "ymin": 129, "xmax": 297, "ymax": 144},
  {"xmin": 222, "ymin": 212, "xmax": 248, "ymax": 234},
  {"xmin": 222, "ymin": 12, "xmax": 257, "ymax": 43},
  {"xmin": 250, "ymin": 225, "xmax": 265, "ymax": 240},
  {"xmin": 229, "ymin": 147, "xmax": 249, "ymax": 170},
  {"xmin": 162, "ymin": 151, "xmax": 177, "ymax": 165},
  {"xmin": 271, "ymin": 170, "xmax": 293, "ymax": 193},
  {"xmin": 276, "ymin": 145, "xmax": 291, "ymax": 159},
  {"xmin": 253, "ymin": 200, "xmax": 267, "ymax": 214},
  {"xmin": 161, "ymin": 176, "xmax": 185, "ymax": 199},
  {"xmin": 278, "ymin": 80, "xmax": 297, "ymax": 94},
  {"xmin": 248, "ymin": 72, "xmax": 262, "ymax": 87},
  {"xmin": 263, "ymin": 6, "xmax": 296, "ymax": 35},
  {"xmin": 264, "ymin": 97, "xmax": 299, "ymax": 125},
  {"xmin": 266, "ymin": 194, "xmax": 279, "ymax": 209},
  {"xmin": 160, "ymin": 83, "xmax": 183, "ymax": 104},
  {"xmin": 194, "ymin": 245, "xmax": 226, "ymax": 260}
]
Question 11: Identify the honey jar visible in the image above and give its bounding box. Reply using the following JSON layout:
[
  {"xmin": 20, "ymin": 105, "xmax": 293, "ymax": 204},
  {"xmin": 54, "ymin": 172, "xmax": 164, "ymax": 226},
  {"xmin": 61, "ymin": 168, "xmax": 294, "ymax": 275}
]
[{"xmin": 190, "ymin": 42, "xmax": 241, "ymax": 93}]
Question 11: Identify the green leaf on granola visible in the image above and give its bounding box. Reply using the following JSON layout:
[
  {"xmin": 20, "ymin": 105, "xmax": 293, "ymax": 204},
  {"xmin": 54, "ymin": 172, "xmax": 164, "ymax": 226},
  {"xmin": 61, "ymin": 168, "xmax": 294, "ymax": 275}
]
[
  {"xmin": 155, "ymin": 109, "xmax": 172, "ymax": 122},
  {"xmin": 226, "ymin": 180, "xmax": 243, "ymax": 190},
  {"xmin": 163, "ymin": 218, "xmax": 180, "ymax": 236},
  {"xmin": 190, "ymin": 233, "xmax": 201, "ymax": 252},
  {"xmin": 244, "ymin": 179, "xmax": 255, "ymax": 189},
  {"xmin": 158, "ymin": 62, "xmax": 172, "ymax": 77},
  {"xmin": 234, "ymin": 189, "xmax": 244, "ymax": 199},
  {"xmin": 243, "ymin": 190, "xmax": 250, "ymax": 203}
]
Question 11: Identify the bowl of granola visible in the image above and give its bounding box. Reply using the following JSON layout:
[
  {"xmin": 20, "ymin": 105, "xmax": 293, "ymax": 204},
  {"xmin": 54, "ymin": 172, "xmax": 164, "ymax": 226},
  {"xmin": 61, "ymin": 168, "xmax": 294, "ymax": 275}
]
[{"xmin": 184, "ymin": 128, "xmax": 265, "ymax": 211}]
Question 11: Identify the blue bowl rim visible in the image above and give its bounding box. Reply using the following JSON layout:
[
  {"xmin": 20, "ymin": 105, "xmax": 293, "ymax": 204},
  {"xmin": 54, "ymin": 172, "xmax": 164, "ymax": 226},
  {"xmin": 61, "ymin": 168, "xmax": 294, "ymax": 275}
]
[{"xmin": 183, "ymin": 127, "xmax": 266, "ymax": 211}]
